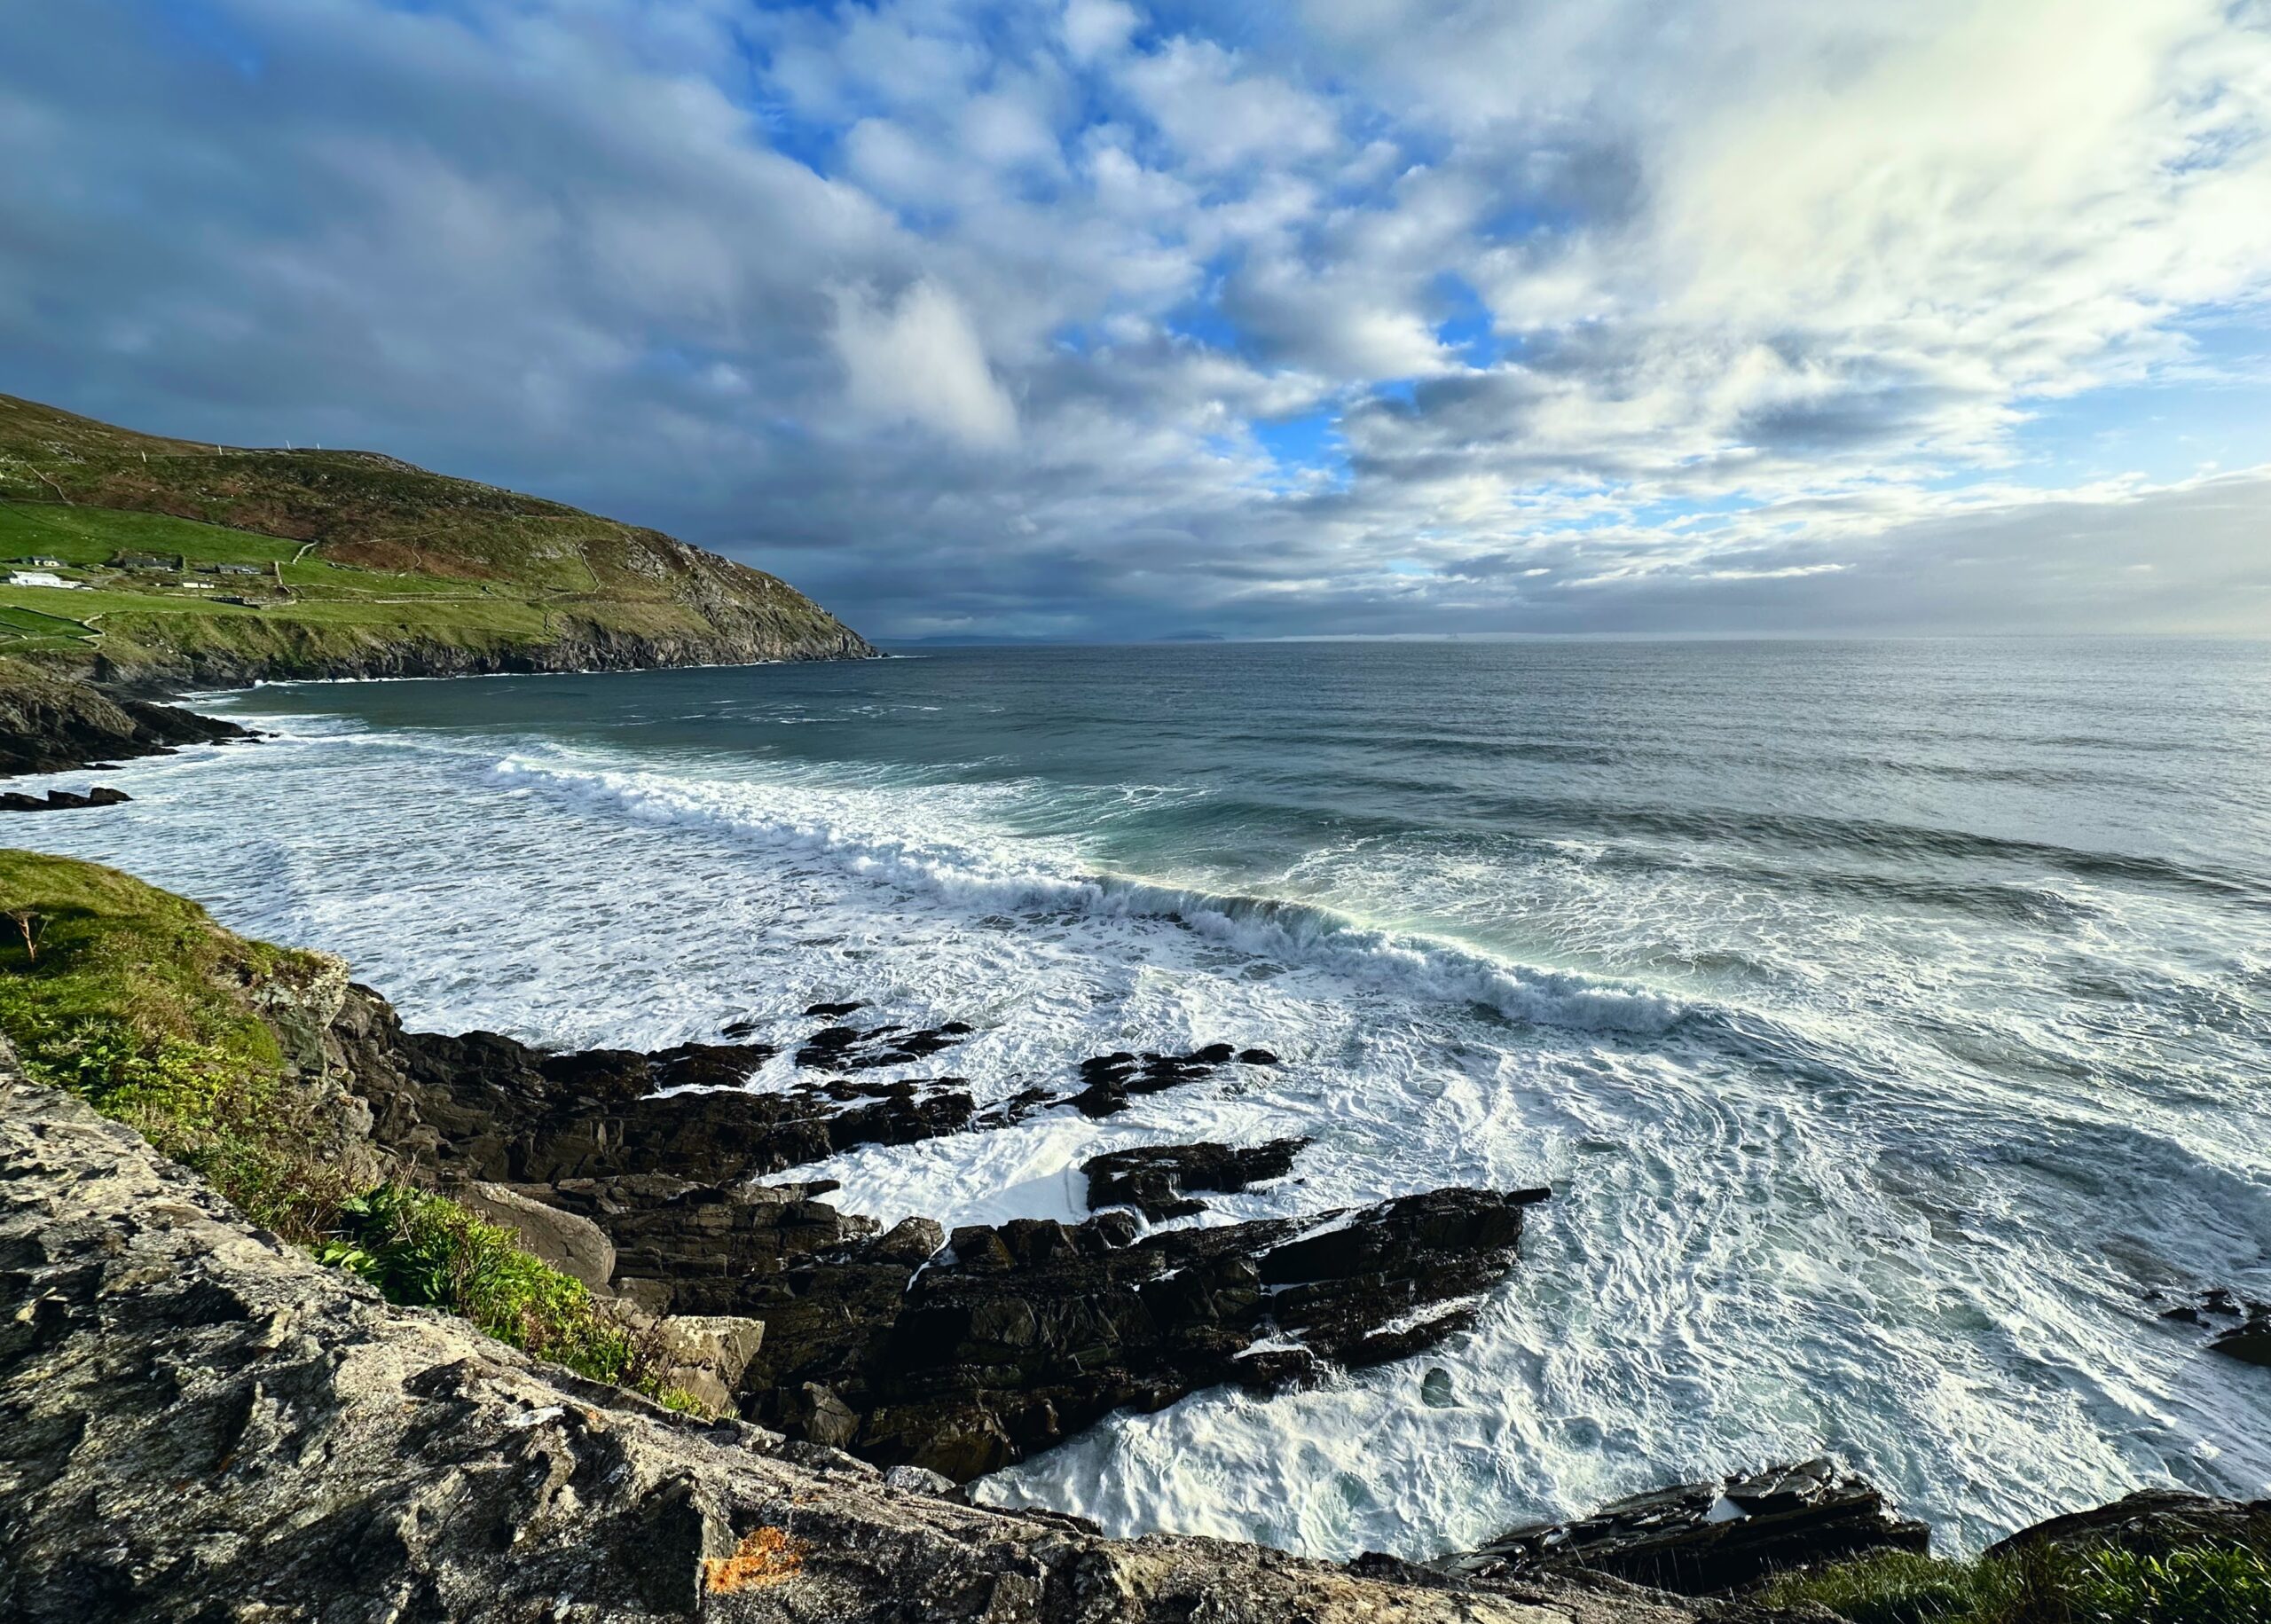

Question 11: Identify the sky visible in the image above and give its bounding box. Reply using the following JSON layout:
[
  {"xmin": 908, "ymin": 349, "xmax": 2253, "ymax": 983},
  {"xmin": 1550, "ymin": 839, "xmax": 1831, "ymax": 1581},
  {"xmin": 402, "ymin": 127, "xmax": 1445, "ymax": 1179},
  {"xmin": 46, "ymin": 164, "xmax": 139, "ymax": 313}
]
[{"xmin": 2, "ymin": 1, "xmax": 2268, "ymax": 642}]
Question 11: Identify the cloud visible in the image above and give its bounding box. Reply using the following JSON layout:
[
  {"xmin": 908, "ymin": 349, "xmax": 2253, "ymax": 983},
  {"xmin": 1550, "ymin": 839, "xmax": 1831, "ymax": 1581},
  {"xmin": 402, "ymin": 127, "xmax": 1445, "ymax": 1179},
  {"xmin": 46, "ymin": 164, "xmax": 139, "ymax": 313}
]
[
  {"xmin": 0, "ymin": 0, "xmax": 2265, "ymax": 641},
  {"xmin": 830, "ymin": 279, "xmax": 1019, "ymax": 449}
]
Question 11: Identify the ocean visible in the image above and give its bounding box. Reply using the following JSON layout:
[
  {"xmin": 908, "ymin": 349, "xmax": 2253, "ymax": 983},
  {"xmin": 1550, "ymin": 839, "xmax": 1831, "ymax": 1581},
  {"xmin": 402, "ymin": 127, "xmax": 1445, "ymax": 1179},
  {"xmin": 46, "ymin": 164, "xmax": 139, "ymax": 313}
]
[{"xmin": 19, "ymin": 637, "xmax": 2271, "ymax": 1560}]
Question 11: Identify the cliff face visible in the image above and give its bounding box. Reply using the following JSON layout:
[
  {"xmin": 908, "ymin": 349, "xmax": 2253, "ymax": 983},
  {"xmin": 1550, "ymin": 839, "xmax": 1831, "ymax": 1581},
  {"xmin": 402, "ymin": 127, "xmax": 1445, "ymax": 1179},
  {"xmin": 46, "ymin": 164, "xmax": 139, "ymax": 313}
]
[
  {"xmin": 0, "ymin": 1073, "xmax": 1736, "ymax": 1624},
  {"xmin": 0, "ymin": 658, "xmax": 248, "ymax": 774}
]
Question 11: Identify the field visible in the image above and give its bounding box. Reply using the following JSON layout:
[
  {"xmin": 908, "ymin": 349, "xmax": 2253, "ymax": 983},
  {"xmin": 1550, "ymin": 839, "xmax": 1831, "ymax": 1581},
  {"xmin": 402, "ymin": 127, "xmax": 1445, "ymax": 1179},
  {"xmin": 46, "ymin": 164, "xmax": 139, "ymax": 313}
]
[{"xmin": 0, "ymin": 391, "xmax": 869, "ymax": 678}]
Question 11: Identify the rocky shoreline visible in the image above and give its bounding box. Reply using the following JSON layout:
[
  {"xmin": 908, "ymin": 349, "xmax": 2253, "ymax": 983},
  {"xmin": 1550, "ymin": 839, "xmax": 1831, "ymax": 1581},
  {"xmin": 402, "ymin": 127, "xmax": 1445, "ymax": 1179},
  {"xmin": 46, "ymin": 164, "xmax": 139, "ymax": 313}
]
[
  {"xmin": 0, "ymin": 859, "xmax": 2265, "ymax": 1619},
  {"xmin": 323, "ymin": 982, "xmax": 1549, "ymax": 1479},
  {"xmin": 8, "ymin": 1066, "xmax": 2265, "ymax": 1621},
  {"xmin": 0, "ymin": 657, "xmax": 252, "ymax": 778}
]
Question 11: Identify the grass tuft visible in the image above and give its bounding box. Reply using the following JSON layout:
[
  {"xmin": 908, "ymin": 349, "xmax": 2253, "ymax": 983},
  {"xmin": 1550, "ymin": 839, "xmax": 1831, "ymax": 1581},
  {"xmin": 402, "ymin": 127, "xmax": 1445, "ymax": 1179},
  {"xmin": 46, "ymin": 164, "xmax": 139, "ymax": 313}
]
[
  {"xmin": 318, "ymin": 1184, "xmax": 641, "ymax": 1385},
  {"xmin": 1763, "ymin": 1539, "xmax": 2271, "ymax": 1624}
]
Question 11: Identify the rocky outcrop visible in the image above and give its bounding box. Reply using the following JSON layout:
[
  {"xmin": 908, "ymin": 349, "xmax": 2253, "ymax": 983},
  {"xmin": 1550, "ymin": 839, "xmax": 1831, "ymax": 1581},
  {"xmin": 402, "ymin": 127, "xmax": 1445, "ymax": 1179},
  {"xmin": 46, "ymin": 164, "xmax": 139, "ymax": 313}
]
[
  {"xmin": 1982, "ymin": 1487, "xmax": 2271, "ymax": 1560},
  {"xmin": 328, "ymin": 988, "xmax": 978, "ymax": 1182},
  {"xmin": 310, "ymin": 991, "xmax": 1552, "ymax": 1481},
  {"xmin": 0, "ymin": 657, "xmax": 248, "ymax": 775},
  {"xmin": 1436, "ymin": 1459, "xmax": 1931, "ymax": 1597},
  {"xmin": 1083, "ymin": 1135, "xmax": 1310, "ymax": 1220},
  {"xmin": 0, "ymin": 1076, "xmax": 1785, "ymax": 1624},
  {"xmin": 739, "ymin": 1187, "xmax": 1548, "ymax": 1480}
]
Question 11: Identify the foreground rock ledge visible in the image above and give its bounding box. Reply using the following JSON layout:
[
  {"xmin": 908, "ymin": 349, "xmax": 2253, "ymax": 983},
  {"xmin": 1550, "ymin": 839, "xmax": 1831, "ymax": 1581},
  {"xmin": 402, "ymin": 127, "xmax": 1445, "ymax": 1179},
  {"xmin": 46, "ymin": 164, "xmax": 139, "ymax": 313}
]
[{"xmin": 0, "ymin": 1079, "xmax": 1783, "ymax": 1623}]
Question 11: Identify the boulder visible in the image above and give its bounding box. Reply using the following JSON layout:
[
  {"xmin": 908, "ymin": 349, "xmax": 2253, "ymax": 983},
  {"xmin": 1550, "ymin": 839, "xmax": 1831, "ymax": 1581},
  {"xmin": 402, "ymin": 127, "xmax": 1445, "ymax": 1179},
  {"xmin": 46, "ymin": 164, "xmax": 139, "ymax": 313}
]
[
  {"xmin": 457, "ymin": 1179, "xmax": 617, "ymax": 1290},
  {"xmin": 1438, "ymin": 1458, "xmax": 1930, "ymax": 1596}
]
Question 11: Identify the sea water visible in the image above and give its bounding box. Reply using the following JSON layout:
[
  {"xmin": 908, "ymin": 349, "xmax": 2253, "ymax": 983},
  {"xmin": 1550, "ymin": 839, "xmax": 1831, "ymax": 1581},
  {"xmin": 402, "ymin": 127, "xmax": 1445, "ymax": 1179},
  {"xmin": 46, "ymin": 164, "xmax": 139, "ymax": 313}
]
[{"xmin": 14, "ymin": 638, "xmax": 2269, "ymax": 1559}]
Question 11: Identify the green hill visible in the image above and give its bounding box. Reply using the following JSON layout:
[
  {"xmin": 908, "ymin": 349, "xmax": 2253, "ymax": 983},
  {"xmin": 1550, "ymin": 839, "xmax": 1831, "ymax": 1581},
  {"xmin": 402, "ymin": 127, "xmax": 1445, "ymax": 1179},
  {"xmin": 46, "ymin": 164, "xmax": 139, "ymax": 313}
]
[{"xmin": 0, "ymin": 393, "xmax": 873, "ymax": 686}]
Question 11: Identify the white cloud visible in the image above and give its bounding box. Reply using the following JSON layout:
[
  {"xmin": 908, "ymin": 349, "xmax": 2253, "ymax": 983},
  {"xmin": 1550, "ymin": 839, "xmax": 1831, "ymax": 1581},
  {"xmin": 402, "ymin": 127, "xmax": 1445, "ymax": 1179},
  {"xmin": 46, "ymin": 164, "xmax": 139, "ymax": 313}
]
[
  {"xmin": 0, "ymin": 0, "xmax": 2266, "ymax": 639},
  {"xmin": 1062, "ymin": 0, "xmax": 1139, "ymax": 63},
  {"xmin": 831, "ymin": 279, "xmax": 1019, "ymax": 450}
]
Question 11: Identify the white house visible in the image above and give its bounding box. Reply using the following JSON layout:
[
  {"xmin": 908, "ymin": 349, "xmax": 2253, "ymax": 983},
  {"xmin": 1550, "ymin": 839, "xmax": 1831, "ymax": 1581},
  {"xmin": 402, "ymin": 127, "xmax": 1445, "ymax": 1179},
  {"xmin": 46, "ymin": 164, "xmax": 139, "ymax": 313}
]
[{"xmin": 7, "ymin": 570, "xmax": 80, "ymax": 589}]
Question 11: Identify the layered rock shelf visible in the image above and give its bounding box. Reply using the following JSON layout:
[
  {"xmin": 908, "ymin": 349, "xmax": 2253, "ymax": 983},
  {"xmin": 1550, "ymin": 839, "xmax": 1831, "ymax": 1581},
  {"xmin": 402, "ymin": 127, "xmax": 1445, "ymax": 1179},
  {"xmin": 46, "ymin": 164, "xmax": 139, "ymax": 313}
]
[{"xmin": 317, "ymin": 985, "xmax": 1552, "ymax": 1479}]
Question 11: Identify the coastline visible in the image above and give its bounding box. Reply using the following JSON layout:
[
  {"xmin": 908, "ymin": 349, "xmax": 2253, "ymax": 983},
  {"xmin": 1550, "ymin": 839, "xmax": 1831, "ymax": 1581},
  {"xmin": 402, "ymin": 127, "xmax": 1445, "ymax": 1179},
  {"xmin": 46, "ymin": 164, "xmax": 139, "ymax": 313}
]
[
  {"xmin": 1, "ymin": 844, "xmax": 2261, "ymax": 1621},
  {"xmin": 4, "ymin": 648, "xmax": 2268, "ymax": 1620}
]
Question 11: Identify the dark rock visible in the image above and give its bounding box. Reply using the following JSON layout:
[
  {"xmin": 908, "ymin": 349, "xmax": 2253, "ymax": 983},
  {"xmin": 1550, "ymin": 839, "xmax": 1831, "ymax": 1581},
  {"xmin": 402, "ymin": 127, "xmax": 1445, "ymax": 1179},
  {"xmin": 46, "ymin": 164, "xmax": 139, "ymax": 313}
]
[
  {"xmin": 1238, "ymin": 1048, "xmax": 1280, "ymax": 1064},
  {"xmin": 1984, "ymin": 1488, "xmax": 2271, "ymax": 1561},
  {"xmin": 1083, "ymin": 1136, "xmax": 1310, "ymax": 1220},
  {"xmin": 805, "ymin": 1000, "xmax": 867, "ymax": 1018},
  {"xmin": 742, "ymin": 1186, "xmax": 1544, "ymax": 1481},
  {"xmin": 2157, "ymin": 1286, "xmax": 2271, "ymax": 1366},
  {"xmin": 0, "ymin": 786, "xmax": 128, "ymax": 811},
  {"xmin": 796, "ymin": 1021, "xmax": 970, "ymax": 1071},
  {"xmin": 4, "ymin": 1079, "xmax": 1704, "ymax": 1624},
  {"xmin": 330, "ymin": 985, "xmax": 976, "ymax": 1186},
  {"xmin": 1065, "ymin": 1041, "xmax": 1261, "ymax": 1118},
  {"xmin": 1437, "ymin": 1458, "xmax": 1930, "ymax": 1596},
  {"xmin": 0, "ymin": 663, "xmax": 250, "ymax": 777},
  {"xmin": 2213, "ymin": 1317, "xmax": 2271, "ymax": 1365}
]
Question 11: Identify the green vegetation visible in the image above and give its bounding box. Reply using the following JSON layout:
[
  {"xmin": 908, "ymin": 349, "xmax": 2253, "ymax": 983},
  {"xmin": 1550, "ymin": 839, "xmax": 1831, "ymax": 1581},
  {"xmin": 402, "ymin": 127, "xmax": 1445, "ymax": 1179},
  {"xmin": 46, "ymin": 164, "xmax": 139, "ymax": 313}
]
[
  {"xmin": 0, "ymin": 390, "xmax": 868, "ymax": 677},
  {"xmin": 0, "ymin": 847, "xmax": 356, "ymax": 1239},
  {"xmin": 316, "ymin": 1185, "xmax": 657, "ymax": 1392},
  {"xmin": 0, "ymin": 850, "xmax": 698, "ymax": 1408},
  {"xmin": 1762, "ymin": 1541, "xmax": 2271, "ymax": 1624}
]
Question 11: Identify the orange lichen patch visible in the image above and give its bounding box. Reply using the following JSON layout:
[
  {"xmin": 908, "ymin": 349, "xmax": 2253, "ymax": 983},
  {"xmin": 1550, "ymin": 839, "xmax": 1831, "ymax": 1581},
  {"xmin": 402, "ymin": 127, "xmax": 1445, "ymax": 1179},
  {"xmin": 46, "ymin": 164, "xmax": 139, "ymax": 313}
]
[{"xmin": 703, "ymin": 1526, "xmax": 809, "ymax": 1594}]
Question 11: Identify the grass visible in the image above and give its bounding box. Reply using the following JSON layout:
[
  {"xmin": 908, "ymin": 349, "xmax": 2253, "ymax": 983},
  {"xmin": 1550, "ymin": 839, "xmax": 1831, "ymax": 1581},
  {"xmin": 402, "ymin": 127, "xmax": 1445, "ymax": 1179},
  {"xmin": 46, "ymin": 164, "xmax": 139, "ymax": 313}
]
[
  {"xmin": 0, "ymin": 848, "xmax": 354, "ymax": 1240},
  {"xmin": 1762, "ymin": 1541, "xmax": 2271, "ymax": 1624},
  {"xmin": 0, "ymin": 390, "xmax": 869, "ymax": 682},
  {"xmin": 0, "ymin": 849, "xmax": 703, "ymax": 1410}
]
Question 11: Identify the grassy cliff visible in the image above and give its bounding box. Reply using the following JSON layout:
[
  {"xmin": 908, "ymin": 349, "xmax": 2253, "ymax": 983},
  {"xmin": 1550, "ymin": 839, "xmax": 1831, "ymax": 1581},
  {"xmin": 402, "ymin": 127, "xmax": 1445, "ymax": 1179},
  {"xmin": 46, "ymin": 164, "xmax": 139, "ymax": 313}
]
[{"xmin": 0, "ymin": 393, "xmax": 873, "ymax": 686}]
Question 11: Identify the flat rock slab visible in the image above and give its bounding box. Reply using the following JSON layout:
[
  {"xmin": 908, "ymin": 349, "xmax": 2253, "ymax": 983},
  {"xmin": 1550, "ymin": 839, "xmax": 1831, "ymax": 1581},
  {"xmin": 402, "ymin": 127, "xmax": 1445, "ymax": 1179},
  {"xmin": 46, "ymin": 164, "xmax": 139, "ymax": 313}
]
[
  {"xmin": 1437, "ymin": 1458, "xmax": 1930, "ymax": 1596},
  {"xmin": 1083, "ymin": 1135, "xmax": 1311, "ymax": 1220}
]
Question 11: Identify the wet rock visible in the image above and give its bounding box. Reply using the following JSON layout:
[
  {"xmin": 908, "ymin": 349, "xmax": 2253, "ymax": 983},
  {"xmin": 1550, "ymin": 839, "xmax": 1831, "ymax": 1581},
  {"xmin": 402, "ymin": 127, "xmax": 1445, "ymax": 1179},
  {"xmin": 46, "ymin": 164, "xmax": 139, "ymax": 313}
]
[
  {"xmin": 2157, "ymin": 1285, "xmax": 2271, "ymax": 1366},
  {"xmin": 2214, "ymin": 1315, "xmax": 2271, "ymax": 1366},
  {"xmin": 0, "ymin": 786, "xmax": 129, "ymax": 811},
  {"xmin": 1083, "ymin": 1136, "xmax": 1310, "ymax": 1220},
  {"xmin": 330, "ymin": 985, "xmax": 976, "ymax": 1185},
  {"xmin": 1238, "ymin": 1047, "xmax": 1279, "ymax": 1065},
  {"xmin": 805, "ymin": 1000, "xmax": 867, "ymax": 1018},
  {"xmin": 1065, "ymin": 1043, "xmax": 1257, "ymax": 1118},
  {"xmin": 1438, "ymin": 1458, "xmax": 1931, "ymax": 1596},
  {"xmin": 1983, "ymin": 1487, "xmax": 2271, "ymax": 1560},
  {"xmin": 743, "ymin": 1186, "xmax": 1545, "ymax": 1481},
  {"xmin": 796, "ymin": 1020, "xmax": 970, "ymax": 1071},
  {"xmin": 3, "ymin": 1078, "xmax": 1711, "ymax": 1624}
]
